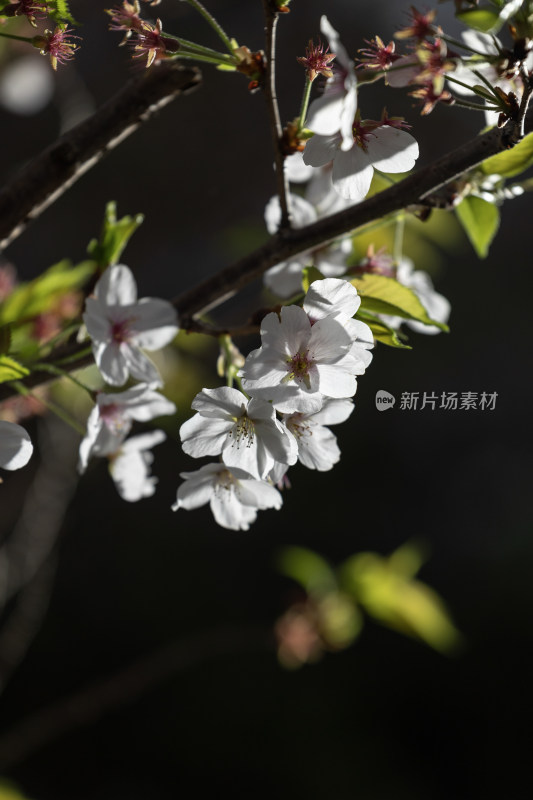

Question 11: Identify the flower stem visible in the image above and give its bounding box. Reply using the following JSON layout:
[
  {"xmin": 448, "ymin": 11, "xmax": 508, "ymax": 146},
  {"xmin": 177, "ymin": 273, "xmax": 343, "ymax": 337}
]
[
  {"xmin": 297, "ymin": 76, "xmax": 313, "ymax": 134},
  {"xmin": 393, "ymin": 214, "xmax": 405, "ymax": 265},
  {"xmin": 175, "ymin": 51, "xmax": 235, "ymax": 66},
  {"xmin": 0, "ymin": 31, "xmax": 33, "ymax": 44},
  {"xmin": 451, "ymin": 97, "xmax": 500, "ymax": 111},
  {"xmin": 31, "ymin": 363, "xmax": 95, "ymax": 399},
  {"xmin": 182, "ymin": 0, "xmax": 235, "ymax": 56},
  {"xmin": 446, "ymin": 73, "xmax": 495, "ymax": 100},
  {"xmin": 11, "ymin": 381, "xmax": 86, "ymax": 436}
]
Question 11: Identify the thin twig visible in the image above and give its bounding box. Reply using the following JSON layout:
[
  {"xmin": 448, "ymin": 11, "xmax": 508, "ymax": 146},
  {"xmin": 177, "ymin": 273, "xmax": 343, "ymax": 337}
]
[
  {"xmin": 261, "ymin": 0, "xmax": 291, "ymax": 228},
  {"xmin": 0, "ymin": 62, "xmax": 201, "ymax": 250},
  {"xmin": 0, "ymin": 625, "xmax": 274, "ymax": 769},
  {"xmin": 0, "ymin": 115, "xmax": 531, "ymax": 402}
]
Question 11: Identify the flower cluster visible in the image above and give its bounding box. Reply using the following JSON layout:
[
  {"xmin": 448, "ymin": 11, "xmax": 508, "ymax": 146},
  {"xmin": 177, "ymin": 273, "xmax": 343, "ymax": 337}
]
[
  {"xmin": 174, "ymin": 278, "xmax": 374, "ymax": 530},
  {"xmin": 79, "ymin": 265, "xmax": 178, "ymax": 501}
]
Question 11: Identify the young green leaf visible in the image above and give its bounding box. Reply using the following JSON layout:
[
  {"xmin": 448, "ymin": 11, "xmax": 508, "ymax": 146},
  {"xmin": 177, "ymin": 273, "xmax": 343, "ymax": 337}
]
[
  {"xmin": 47, "ymin": 0, "xmax": 79, "ymax": 26},
  {"xmin": 349, "ymin": 273, "xmax": 449, "ymax": 330},
  {"xmin": 355, "ymin": 309, "xmax": 412, "ymax": 349},
  {"xmin": 87, "ymin": 202, "xmax": 144, "ymax": 268},
  {"xmin": 0, "ymin": 260, "xmax": 95, "ymax": 326},
  {"xmin": 456, "ymin": 8, "xmax": 501, "ymax": 31},
  {"xmin": 0, "ymin": 355, "xmax": 30, "ymax": 383},
  {"xmin": 455, "ymin": 195, "xmax": 500, "ymax": 258},
  {"xmin": 480, "ymin": 132, "xmax": 533, "ymax": 177},
  {"xmin": 278, "ymin": 547, "xmax": 338, "ymax": 596}
]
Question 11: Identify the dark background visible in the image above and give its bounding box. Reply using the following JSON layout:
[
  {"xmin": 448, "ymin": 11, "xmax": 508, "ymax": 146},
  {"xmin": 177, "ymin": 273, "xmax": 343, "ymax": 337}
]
[{"xmin": 0, "ymin": 1, "xmax": 532, "ymax": 798}]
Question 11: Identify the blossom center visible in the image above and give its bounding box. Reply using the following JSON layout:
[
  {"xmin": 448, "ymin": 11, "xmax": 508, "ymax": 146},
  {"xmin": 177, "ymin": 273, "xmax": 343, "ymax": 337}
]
[
  {"xmin": 111, "ymin": 318, "xmax": 133, "ymax": 344},
  {"xmin": 229, "ymin": 413, "xmax": 256, "ymax": 449},
  {"xmin": 284, "ymin": 351, "xmax": 313, "ymax": 389},
  {"xmin": 99, "ymin": 403, "xmax": 127, "ymax": 434}
]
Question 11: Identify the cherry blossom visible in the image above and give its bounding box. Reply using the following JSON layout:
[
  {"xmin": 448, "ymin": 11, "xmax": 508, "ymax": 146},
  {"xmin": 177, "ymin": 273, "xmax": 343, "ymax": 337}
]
[
  {"xmin": 78, "ymin": 383, "xmax": 176, "ymax": 473},
  {"xmin": 172, "ymin": 463, "xmax": 283, "ymax": 531},
  {"xmin": 180, "ymin": 386, "xmax": 297, "ymax": 480},
  {"xmin": 109, "ymin": 429, "xmax": 166, "ymax": 502},
  {"xmin": 83, "ymin": 264, "xmax": 179, "ymax": 387},
  {"xmin": 240, "ymin": 305, "xmax": 362, "ymax": 414},
  {"xmin": 282, "ymin": 398, "xmax": 354, "ymax": 471},
  {"xmin": 303, "ymin": 117, "xmax": 419, "ymax": 201},
  {"xmin": 306, "ymin": 16, "xmax": 358, "ymax": 151},
  {"xmin": 0, "ymin": 420, "xmax": 33, "ymax": 471}
]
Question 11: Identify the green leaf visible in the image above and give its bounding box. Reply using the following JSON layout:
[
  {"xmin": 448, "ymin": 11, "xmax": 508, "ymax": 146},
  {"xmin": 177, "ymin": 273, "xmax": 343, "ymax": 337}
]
[
  {"xmin": 47, "ymin": 0, "xmax": 79, "ymax": 26},
  {"xmin": 0, "ymin": 325, "xmax": 11, "ymax": 355},
  {"xmin": 301, "ymin": 266, "xmax": 325, "ymax": 294},
  {"xmin": 350, "ymin": 273, "xmax": 449, "ymax": 331},
  {"xmin": 355, "ymin": 309, "xmax": 412, "ymax": 349},
  {"xmin": 87, "ymin": 202, "xmax": 144, "ymax": 268},
  {"xmin": 456, "ymin": 8, "xmax": 500, "ymax": 31},
  {"xmin": 277, "ymin": 547, "xmax": 338, "ymax": 596},
  {"xmin": 480, "ymin": 131, "xmax": 533, "ymax": 177},
  {"xmin": 0, "ymin": 355, "xmax": 30, "ymax": 383},
  {"xmin": 0, "ymin": 259, "xmax": 95, "ymax": 326},
  {"xmin": 455, "ymin": 195, "xmax": 500, "ymax": 258}
]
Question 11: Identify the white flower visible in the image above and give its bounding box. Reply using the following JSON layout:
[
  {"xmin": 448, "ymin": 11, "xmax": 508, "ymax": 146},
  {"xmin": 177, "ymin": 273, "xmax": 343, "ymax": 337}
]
[
  {"xmin": 180, "ymin": 386, "xmax": 297, "ymax": 480},
  {"xmin": 264, "ymin": 194, "xmax": 351, "ymax": 298},
  {"xmin": 83, "ymin": 264, "xmax": 179, "ymax": 387},
  {"xmin": 306, "ymin": 16, "xmax": 358, "ymax": 151},
  {"xmin": 284, "ymin": 152, "xmax": 315, "ymax": 183},
  {"xmin": 240, "ymin": 305, "xmax": 360, "ymax": 414},
  {"xmin": 78, "ymin": 383, "xmax": 176, "ymax": 473},
  {"xmin": 172, "ymin": 463, "xmax": 283, "ymax": 531},
  {"xmin": 303, "ymin": 278, "xmax": 374, "ymax": 369},
  {"xmin": 283, "ymin": 398, "xmax": 354, "ymax": 471},
  {"xmin": 380, "ymin": 258, "xmax": 451, "ymax": 335},
  {"xmin": 0, "ymin": 420, "xmax": 33, "ymax": 471},
  {"xmin": 109, "ymin": 430, "xmax": 166, "ymax": 502},
  {"xmin": 304, "ymin": 121, "xmax": 419, "ymax": 202}
]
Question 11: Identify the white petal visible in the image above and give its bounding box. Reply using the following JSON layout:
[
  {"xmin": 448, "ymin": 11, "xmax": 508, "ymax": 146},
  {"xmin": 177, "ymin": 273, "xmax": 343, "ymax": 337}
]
[
  {"xmin": 285, "ymin": 152, "xmax": 315, "ymax": 183},
  {"xmin": 311, "ymin": 398, "xmax": 354, "ymax": 426},
  {"xmin": 130, "ymin": 298, "xmax": 178, "ymax": 349},
  {"xmin": 332, "ymin": 146, "xmax": 374, "ymax": 201},
  {"xmin": 297, "ymin": 423, "xmax": 340, "ymax": 471},
  {"xmin": 303, "ymin": 134, "xmax": 341, "ymax": 168},
  {"xmin": 110, "ymin": 449, "xmax": 157, "ymax": 502},
  {"xmin": 320, "ymin": 16, "xmax": 352, "ymax": 73},
  {"xmin": 94, "ymin": 341, "xmax": 129, "ymax": 386},
  {"xmin": 315, "ymin": 364, "xmax": 357, "ymax": 398},
  {"xmin": 211, "ymin": 488, "xmax": 257, "ymax": 530},
  {"xmin": 309, "ymin": 316, "xmax": 353, "ymax": 361},
  {"xmin": 191, "ymin": 386, "xmax": 246, "ymax": 419},
  {"xmin": 368, "ymin": 127, "xmax": 419, "ymax": 173},
  {"xmin": 304, "ymin": 278, "xmax": 360, "ymax": 321},
  {"xmin": 264, "ymin": 259, "xmax": 308, "ymax": 299},
  {"xmin": 122, "ymin": 344, "xmax": 163, "ymax": 386},
  {"xmin": 307, "ymin": 93, "xmax": 348, "ymax": 138},
  {"xmin": 0, "ymin": 421, "xmax": 33, "ymax": 470},
  {"xmin": 95, "ymin": 264, "xmax": 137, "ymax": 305},
  {"xmin": 120, "ymin": 429, "xmax": 167, "ymax": 454},
  {"xmin": 238, "ymin": 479, "xmax": 283, "ymax": 510},
  {"xmin": 180, "ymin": 414, "xmax": 232, "ymax": 458},
  {"xmin": 173, "ymin": 471, "xmax": 215, "ymax": 511}
]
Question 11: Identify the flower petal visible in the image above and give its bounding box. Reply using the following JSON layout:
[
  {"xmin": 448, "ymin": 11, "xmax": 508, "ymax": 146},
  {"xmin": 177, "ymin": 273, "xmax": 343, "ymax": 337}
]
[{"xmin": 0, "ymin": 421, "xmax": 33, "ymax": 470}]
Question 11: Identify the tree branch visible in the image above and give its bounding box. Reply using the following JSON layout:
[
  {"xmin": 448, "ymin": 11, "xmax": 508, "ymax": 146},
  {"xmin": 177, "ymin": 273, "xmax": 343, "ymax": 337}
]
[
  {"xmin": 261, "ymin": 0, "xmax": 291, "ymax": 228},
  {"xmin": 0, "ymin": 62, "xmax": 202, "ymax": 251},
  {"xmin": 0, "ymin": 115, "xmax": 529, "ymax": 402}
]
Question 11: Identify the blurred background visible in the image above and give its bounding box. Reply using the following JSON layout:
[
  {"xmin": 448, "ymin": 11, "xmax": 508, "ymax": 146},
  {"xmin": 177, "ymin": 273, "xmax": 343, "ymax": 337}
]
[{"xmin": 0, "ymin": 1, "xmax": 532, "ymax": 798}]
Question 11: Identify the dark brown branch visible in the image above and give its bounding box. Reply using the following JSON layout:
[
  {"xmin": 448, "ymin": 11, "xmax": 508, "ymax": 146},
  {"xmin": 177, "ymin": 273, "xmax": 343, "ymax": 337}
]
[
  {"xmin": 0, "ymin": 115, "xmax": 529, "ymax": 403},
  {"xmin": 0, "ymin": 62, "xmax": 202, "ymax": 250},
  {"xmin": 261, "ymin": 0, "xmax": 291, "ymax": 228}
]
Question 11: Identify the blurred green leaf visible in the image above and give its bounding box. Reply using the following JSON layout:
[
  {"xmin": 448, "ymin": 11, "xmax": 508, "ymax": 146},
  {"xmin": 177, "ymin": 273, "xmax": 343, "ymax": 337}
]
[
  {"xmin": 0, "ymin": 356, "xmax": 30, "ymax": 383},
  {"xmin": 340, "ymin": 548, "xmax": 463, "ymax": 654},
  {"xmin": 0, "ymin": 260, "xmax": 95, "ymax": 326},
  {"xmin": 480, "ymin": 132, "xmax": 533, "ymax": 178},
  {"xmin": 456, "ymin": 8, "xmax": 500, "ymax": 31},
  {"xmin": 278, "ymin": 547, "xmax": 338, "ymax": 596},
  {"xmin": 350, "ymin": 273, "xmax": 448, "ymax": 330},
  {"xmin": 455, "ymin": 195, "xmax": 500, "ymax": 258},
  {"xmin": 301, "ymin": 266, "xmax": 325, "ymax": 294},
  {"xmin": 87, "ymin": 202, "xmax": 144, "ymax": 268},
  {"xmin": 318, "ymin": 593, "xmax": 363, "ymax": 649}
]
